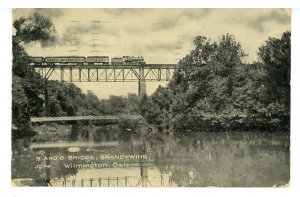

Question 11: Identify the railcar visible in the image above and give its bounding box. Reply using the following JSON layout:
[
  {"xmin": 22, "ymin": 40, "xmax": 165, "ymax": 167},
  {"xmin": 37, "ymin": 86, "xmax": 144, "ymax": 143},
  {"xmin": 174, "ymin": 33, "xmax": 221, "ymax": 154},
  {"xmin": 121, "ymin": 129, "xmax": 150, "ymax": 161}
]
[
  {"xmin": 44, "ymin": 56, "xmax": 86, "ymax": 65},
  {"xmin": 86, "ymin": 56, "xmax": 109, "ymax": 65},
  {"xmin": 29, "ymin": 57, "xmax": 44, "ymax": 66},
  {"xmin": 111, "ymin": 57, "xmax": 124, "ymax": 65}
]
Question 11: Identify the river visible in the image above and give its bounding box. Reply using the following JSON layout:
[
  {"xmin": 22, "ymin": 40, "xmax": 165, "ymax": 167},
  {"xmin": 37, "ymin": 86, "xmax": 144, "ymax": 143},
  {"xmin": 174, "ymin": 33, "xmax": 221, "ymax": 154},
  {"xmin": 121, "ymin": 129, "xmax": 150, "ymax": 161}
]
[{"xmin": 11, "ymin": 124, "xmax": 289, "ymax": 187}]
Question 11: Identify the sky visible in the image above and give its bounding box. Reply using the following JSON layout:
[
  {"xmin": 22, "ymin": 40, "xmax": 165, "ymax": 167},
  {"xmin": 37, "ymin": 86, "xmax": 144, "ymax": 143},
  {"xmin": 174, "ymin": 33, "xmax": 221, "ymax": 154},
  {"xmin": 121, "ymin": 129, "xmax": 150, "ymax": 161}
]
[{"xmin": 13, "ymin": 8, "xmax": 291, "ymax": 99}]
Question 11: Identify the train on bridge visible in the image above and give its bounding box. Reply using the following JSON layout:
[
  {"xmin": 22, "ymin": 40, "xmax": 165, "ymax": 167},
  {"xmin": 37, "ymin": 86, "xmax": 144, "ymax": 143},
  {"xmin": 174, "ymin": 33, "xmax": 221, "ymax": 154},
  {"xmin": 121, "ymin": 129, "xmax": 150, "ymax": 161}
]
[{"xmin": 29, "ymin": 56, "xmax": 146, "ymax": 66}]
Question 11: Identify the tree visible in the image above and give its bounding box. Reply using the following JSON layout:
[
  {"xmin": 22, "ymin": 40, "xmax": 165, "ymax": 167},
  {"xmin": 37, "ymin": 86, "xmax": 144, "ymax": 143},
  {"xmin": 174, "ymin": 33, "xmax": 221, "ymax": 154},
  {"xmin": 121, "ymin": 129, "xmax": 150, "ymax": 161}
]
[
  {"xmin": 216, "ymin": 34, "xmax": 246, "ymax": 96},
  {"xmin": 256, "ymin": 32, "xmax": 291, "ymax": 131},
  {"xmin": 12, "ymin": 12, "xmax": 56, "ymax": 135},
  {"xmin": 107, "ymin": 95, "xmax": 127, "ymax": 114},
  {"xmin": 126, "ymin": 93, "xmax": 140, "ymax": 114},
  {"xmin": 13, "ymin": 12, "xmax": 56, "ymax": 46},
  {"xmin": 12, "ymin": 76, "xmax": 30, "ymax": 136},
  {"xmin": 258, "ymin": 31, "xmax": 290, "ymax": 108},
  {"xmin": 216, "ymin": 34, "xmax": 245, "ymax": 67},
  {"xmin": 191, "ymin": 36, "xmax": 217, "ymax": 65},
  {"xmin": 13, "ymin": 12, "xmax": 56, "ymax": 77}
]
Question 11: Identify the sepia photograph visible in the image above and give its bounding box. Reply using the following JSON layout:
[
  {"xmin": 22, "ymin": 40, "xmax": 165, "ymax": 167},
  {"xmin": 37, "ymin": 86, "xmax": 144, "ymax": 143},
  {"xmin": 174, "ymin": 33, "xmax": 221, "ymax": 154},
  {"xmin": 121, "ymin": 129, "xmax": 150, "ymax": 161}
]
[{"xmin": 11, "ymin": 8, "xmax": 290, "ymax": 187}]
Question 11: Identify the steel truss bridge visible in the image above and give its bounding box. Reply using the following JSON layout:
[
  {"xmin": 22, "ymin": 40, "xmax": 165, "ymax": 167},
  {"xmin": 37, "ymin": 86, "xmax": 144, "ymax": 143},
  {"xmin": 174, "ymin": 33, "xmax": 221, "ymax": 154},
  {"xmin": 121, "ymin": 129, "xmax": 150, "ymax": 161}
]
[{"xmin": 33, "ymin": 64, "xmax": 177, "ymax": 82}]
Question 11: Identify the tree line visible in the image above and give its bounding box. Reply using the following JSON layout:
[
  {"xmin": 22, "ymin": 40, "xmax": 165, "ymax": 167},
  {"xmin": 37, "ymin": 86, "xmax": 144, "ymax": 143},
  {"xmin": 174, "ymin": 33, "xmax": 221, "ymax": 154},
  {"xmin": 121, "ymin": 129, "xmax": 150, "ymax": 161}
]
[{"xmin": 140, "ymin": 32, "xmax": 290, "ymax": 132}]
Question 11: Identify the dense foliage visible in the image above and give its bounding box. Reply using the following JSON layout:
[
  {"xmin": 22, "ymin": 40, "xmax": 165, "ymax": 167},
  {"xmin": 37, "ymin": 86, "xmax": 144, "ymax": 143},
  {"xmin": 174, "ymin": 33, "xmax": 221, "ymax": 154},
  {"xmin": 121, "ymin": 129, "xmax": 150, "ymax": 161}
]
[
  {"xmin": 12, "ymin": 13, "xmax": 141, "ymax": 138},
  {"xmin": 141, "ymin": 33, "xmax": 290, "ymax": 132}
]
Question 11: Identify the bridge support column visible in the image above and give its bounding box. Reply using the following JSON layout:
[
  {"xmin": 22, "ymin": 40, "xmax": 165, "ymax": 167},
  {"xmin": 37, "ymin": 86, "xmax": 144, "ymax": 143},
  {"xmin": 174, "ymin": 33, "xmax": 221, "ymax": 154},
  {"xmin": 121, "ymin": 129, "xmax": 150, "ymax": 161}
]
[
  {"xmin": 138, "ymin": 80, "xmax": 146, "ymax": 97},
  {"xmin": 138, "ymin": 68, "xmax": 146, "ymax": 97}
]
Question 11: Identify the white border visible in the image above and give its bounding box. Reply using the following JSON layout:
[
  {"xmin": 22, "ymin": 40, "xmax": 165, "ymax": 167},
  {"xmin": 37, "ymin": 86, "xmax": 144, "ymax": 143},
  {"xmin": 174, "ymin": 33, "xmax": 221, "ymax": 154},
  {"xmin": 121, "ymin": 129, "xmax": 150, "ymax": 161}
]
[
  {"xmin": 0, "ymin": 7, "xmax": 12, "ymax": 194},
  {"xmin": 1, "ymin": 6, "xmax": 300, "ymax": 197},
  {"xmin": 0, "ymin": 0, "xmax": 299, "ymax": 8},
  {"xmin": 290, "ymin": 7, "xmax": 300, "ymax": 195}
]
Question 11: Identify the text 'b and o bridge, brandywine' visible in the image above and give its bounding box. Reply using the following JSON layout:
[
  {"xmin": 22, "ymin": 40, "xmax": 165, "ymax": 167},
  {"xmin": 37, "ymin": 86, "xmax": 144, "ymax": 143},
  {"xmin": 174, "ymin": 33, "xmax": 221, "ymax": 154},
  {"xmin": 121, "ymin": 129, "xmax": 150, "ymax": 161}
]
[{"xmin": 33, "ymin": 63, "xmax": 177, "ymax": 96}]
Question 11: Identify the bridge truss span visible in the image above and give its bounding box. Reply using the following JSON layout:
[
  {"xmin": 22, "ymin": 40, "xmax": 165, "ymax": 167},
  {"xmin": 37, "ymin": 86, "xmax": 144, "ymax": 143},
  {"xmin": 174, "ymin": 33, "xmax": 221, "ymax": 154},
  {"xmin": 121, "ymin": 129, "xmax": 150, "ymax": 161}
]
[{"xmin": 34, "ymin": 64, "xmax": 177, "ymax": 82}]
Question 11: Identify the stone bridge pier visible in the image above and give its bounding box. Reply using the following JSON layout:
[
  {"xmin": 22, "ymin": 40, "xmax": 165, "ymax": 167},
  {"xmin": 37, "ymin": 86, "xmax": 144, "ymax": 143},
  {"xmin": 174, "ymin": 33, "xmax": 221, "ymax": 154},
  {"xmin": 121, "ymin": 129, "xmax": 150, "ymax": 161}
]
[
  {"xmin": 138, "ymin": 80, "xmax": 146, "ymax": 97},
  {"xmin": 138, "ymin": 67, "xmax": 146, "ymax": 97}
]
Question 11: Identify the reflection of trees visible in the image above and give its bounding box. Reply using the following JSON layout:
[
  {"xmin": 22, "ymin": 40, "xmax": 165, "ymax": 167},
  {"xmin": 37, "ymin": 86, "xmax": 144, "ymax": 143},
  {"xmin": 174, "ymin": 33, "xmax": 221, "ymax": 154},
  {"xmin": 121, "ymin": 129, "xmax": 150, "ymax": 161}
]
[
  {"xmin": 49, "ymin": 149, "xmax": 78, "ymax": 179},
  {"xmin": 12, "ymin": 140, "xmax": 41, "ymax": 180},
  {"xmin": 12, "ymin": 140, "xmax": 78, "ymax": 186},
  {"xmin": 170, "ymin": 168, "xmax": 192, "ymax": 187},
  {"xmin": 146, "ymin": 132, "xmax": 289, "ymax": 187},
  {"xmin": 68, "ymin": 123, "xmax": 80, "ymax": 141}
]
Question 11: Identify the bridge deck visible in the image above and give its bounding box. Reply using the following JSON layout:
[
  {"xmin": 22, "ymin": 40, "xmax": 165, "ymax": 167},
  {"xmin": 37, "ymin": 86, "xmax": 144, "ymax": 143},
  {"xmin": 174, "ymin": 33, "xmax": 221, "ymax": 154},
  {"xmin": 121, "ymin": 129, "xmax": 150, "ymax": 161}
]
[
  {"xmin": 30, "ymin": 115, "xmax": 144, "ymax": 123},
  {"xmin": 32, "ymin": 64, "xmax": 177, "ymax": 69}
]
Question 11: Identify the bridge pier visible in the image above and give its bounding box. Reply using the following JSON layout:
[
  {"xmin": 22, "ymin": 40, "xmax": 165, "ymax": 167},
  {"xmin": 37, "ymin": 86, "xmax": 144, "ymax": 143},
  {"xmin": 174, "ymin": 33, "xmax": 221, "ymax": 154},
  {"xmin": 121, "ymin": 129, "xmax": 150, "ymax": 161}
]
[
  {"xmin": 138, "ymin": 67, "xmax": 146, "ymax": 97},
  {"xmin": 138, "ymin": 80, "xmax": 146, "ymax": 97}
]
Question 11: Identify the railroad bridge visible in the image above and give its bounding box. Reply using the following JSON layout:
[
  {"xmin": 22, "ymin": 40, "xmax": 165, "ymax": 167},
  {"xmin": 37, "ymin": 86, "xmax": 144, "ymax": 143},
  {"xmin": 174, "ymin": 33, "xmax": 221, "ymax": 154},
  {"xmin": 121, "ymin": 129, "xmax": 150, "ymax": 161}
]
[{"xmin": 33, "ymin": 63, "xmax": 177, "ymax": 96}]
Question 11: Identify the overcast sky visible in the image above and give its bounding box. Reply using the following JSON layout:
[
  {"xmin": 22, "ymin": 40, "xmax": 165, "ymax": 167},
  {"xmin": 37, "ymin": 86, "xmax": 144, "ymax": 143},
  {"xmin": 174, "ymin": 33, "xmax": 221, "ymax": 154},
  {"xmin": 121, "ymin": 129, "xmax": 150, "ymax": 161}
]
[{"xmin": 13, "ymin": 9, "xmax": 290, "ymax": 98}]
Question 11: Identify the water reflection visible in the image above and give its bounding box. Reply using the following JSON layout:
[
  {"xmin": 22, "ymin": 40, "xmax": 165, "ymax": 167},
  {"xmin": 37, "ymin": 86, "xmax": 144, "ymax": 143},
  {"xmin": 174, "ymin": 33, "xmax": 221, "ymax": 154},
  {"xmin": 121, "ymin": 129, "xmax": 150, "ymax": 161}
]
[{"xmin": 12, "ymin": 124, "xmax": 289, "ymax": 187}]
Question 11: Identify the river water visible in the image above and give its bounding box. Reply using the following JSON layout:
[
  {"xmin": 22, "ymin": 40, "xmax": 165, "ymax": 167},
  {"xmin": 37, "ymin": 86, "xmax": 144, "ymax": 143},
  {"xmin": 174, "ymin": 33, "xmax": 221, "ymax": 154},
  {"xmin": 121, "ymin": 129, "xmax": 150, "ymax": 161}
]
[{"xmin": 12, "ymin": 125, "xmax": 289, "ymax": 187}]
